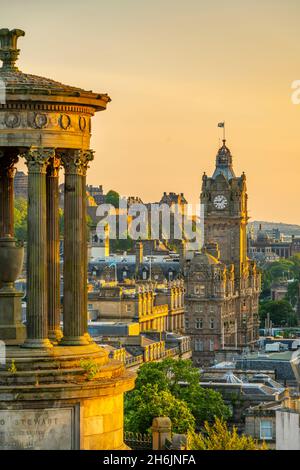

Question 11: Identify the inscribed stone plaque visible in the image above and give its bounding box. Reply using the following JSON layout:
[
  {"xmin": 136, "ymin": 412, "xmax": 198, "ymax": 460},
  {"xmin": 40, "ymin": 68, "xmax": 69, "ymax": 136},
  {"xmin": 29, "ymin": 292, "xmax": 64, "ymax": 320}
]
[{"xmin": 0, "ymin": 407, "xmax": 74, "ymax": 450}]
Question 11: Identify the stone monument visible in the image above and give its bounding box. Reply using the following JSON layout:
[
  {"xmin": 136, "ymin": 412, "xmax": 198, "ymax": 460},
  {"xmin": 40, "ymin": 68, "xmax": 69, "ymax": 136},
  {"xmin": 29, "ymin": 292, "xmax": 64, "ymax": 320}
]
[{"xmin": 0, "ymin": 28, "xmax": 135, "ymax": 450}]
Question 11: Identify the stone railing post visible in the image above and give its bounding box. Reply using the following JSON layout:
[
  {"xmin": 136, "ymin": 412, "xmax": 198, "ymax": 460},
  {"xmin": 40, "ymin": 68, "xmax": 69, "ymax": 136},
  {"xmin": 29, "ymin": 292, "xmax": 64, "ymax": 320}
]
[{"xmin": 151, "ymin": 417, "xmax": 172, "ymax": 450}]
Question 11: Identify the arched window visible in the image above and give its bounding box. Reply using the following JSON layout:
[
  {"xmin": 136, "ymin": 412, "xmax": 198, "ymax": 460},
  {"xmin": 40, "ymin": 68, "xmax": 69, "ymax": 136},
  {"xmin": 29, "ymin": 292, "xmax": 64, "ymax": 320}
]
[{"xmin": 142, "ymin": 269, "xmax": 148, "ymax": 280}]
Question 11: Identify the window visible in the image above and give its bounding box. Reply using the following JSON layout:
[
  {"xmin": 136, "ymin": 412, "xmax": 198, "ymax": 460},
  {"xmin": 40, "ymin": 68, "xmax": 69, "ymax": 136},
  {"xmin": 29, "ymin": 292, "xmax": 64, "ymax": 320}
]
[
  {"xmin": 209, "ymin": 339, "xmax": 214, "ymax": 351},
  {"xmin": 194, "ymin": 285, "xmax": 205, "ymax": 296},
  {"xmin": 194, "ymin": 339, "xmax": 203, "ymax": 352},
  {"xmin": 88, "ymin": 304, "xmax": 93, "ymax": 310},
  {"xmin": 260, "ymin": 420, "xmax": 272, "ymax": 440},
  {"xmin": 185, "ymin": 318, "xmax": 189, "ymax": 330},
  {"xmin": 195, "ymin": 305, "xmax": 203, "ymax": 313},
  {"xmin": 126, "ymin": 304, "xmax": 132, "ymax": 313},
  {"xmin": 142, "ymin": 270, "xmax": 148, "ymax": 280},
  {"xmin": 195, "ymin": 318, "xmax": 203, "ymax": 329},
  {"xmin": 210, "ymin": 318, "xmax": 215, "ymax": 329}
]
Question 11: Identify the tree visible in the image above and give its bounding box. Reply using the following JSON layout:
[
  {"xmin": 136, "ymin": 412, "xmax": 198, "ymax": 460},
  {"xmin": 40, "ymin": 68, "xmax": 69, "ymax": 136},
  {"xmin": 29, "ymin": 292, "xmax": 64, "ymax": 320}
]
[
  {"xmin": 286, "ymin": 280, "xmax": 299, "ymax": 308},
  {"xmin": 189, "ymin": 418, "xmax": 267, "ymax": 450},
  {"xmin": 180, "ymin": 385, "xmax": 231, "ymax": 425},
  {"xmin": 110, "ymin": 235, "xmax": 134, "ymax": 253},
  {"xmin": 259, "ymin": 299, "xmax": 297, "ymax": 327},
  {"xmin": 266, "ymin": 259, "xmax": 298, "ymax": 280},
  {"xmin": 14, "ymin": 199, "xmax": 89, "ymax": 240},
  {"xmin": 260, "ymin": 258, "xmax": 300, "ymax": 300},
  {"xmin": 14, "ymin": 197, "xmax": 27, "ymax": 241},
  {"xmin": 105, "ymin": 190, "xmax": 120, "ymax": 208},
  {"xmin": 125, "ymin": 383, "xmax": 195, "ymax": 434},
  {"xmin": 125, "ymin": 359, "xmax": 230, "ymax": 431}
]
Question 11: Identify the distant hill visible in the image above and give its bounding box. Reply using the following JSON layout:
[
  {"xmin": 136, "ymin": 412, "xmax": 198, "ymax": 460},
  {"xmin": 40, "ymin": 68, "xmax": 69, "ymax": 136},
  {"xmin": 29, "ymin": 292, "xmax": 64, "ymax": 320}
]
[{"xmin": 249, "ymin": 221, "xmax": 300, "ymax": 236}]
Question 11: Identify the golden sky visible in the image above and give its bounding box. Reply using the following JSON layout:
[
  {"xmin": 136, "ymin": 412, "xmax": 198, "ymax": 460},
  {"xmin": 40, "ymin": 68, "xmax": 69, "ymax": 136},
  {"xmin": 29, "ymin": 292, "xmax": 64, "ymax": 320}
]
[{"xmin": 2, "ymin": 0, "xmax": 300, "ymax": 224}]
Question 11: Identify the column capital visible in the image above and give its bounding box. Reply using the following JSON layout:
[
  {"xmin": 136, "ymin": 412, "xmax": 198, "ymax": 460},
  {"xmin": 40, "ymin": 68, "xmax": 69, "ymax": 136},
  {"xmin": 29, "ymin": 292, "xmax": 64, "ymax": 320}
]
[
  {"xmin": 60, "ymin": 149, "xmax": 94, "ymax": 176},
  {"xmin": 81, "ymin": 149, "xmax": 94, "ymax": 176},
  {"xmin": 22, "ymin": 147, "xmax": 56, "ymax": 173}
]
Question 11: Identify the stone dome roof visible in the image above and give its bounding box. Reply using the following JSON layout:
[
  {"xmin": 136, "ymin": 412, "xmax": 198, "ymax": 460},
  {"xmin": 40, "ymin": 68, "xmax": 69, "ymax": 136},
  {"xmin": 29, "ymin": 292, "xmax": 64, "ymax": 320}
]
[
  {"xmin": 0, "ymin": 69, "xmax": 109, "ymax": 100},
  {"xmin": 0, "ymin": 28, "xmax": 110, "ymax": 109},
  {"xmin": 212, "ymin": 139, "xmax": 236, "ymax": 180},
  {"xmin": 256, "ymin": 224, "xmax": 270, "ymax": 243}
]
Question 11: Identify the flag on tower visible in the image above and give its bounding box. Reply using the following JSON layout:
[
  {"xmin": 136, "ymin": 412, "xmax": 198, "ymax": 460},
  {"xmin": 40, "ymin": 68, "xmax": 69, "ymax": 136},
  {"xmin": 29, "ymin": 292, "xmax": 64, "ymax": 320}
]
[{"xmin": 218, "ymin": 122, "xmax": 225, "ymax": 128}]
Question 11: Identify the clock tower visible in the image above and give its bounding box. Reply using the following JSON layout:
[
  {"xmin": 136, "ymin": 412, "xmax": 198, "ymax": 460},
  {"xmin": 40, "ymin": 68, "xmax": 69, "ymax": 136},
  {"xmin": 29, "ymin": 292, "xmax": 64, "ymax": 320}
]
[
  {"xmin": 185, "ymin": 138, "xmax": 261, "ymax": 366},
  {"xmin": 201, "ymin": 139, "xmax": 248, "ymax": 282}
]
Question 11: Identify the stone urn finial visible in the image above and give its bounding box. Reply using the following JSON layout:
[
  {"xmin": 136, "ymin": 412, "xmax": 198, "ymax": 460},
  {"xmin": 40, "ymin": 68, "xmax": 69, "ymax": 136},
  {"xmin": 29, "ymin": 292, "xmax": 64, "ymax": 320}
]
[
  {"xmin": 0, "ymin": 28, "xmax": 25, "ymax": 71},
  {"xmin": 0, "ymin": 237, "xmax": 24, "ymax": 292}
]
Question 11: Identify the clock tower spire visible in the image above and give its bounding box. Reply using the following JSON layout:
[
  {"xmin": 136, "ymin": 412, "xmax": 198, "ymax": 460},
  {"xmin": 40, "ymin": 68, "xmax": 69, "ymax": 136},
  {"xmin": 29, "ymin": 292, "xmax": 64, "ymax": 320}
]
[
  {"xmin": 201, "ymin": 140, "xmax": 248, "ymax": 281},
  {"xmin": 212, "ymin": 139, "xmax": 236, "ymax": 180}
]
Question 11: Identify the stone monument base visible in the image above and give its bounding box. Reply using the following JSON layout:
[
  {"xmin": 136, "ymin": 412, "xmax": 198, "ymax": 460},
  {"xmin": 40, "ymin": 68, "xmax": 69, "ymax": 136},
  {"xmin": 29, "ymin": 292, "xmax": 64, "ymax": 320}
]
[
  {"xmin": 0, "ymin": 343, "xmax": 135, "ymax": 450},
  {"xmin": 0, "ymin": 290, "xmax": 26, "ymax": 343}
]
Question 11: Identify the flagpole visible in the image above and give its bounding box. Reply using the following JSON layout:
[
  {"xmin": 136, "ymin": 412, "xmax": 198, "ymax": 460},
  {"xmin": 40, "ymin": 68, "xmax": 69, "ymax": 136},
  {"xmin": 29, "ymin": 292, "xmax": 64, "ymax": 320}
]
[{"xmin": 217, "ymin": 121, "xmax": 226, "ymax": 142}]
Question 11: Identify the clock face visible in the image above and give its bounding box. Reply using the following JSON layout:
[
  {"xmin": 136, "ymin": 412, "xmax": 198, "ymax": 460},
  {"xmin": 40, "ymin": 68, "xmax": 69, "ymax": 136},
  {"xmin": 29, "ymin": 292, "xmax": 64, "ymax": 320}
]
[{"xmin": 213, "ymin": 195, "xmax": 228, "ymax": 210}]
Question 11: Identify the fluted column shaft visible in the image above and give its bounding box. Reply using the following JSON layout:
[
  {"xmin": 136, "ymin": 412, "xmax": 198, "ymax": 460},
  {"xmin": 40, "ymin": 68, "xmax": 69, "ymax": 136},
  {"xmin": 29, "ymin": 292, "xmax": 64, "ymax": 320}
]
[
  {"xmin": 61, "ymin": 150, "xmax": 90, "ymax": 345},
  {"xmin": 47, "ymin": 156, "xmax": 63, "ymax": 342},
  {"xmin": 22, "ymin": 147, "xmax": 54, "ymax": 349},
  {"xmin": 82, "ymin": 150, "xmax": 94, "ymax": 341},
  {"xmin": 0, "ymin": 149, "xmax": 18, "ymax": 238}
]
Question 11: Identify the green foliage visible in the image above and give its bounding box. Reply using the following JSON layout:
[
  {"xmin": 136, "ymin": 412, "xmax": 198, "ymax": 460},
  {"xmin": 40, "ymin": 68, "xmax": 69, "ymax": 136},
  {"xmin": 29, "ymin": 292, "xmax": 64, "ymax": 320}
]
[
  {"xmin": 189, "ymin": 418, "xmax": 267, "ymax": 450},
  {"xmin": 259, "ymin": 299, "xmax": 297, "ymax": 327},
  {"xmin": 111, "ymin": 235, "xmax": 134, "ymax": 253},
  {"xmin": 260, "ymin": 257, "xmax": 300, "ymax": 300},
  {"xmin": 14, "ymin": 197, "xmax": 27, "ymax": 241},
  {"xmin": 8, "ymin": 359, "xmax": 17, "ymax": 374},
  {"xmin": 14, "ymin": 199, "xmax": 90, "ymax": 241},
  {"xmin": 80, "ymin": 358, "xmax": 99, "ymax": 380},
  {"xmin": 266, "ymin": 259, "xmax": 299, "ymax": 280},
  {"xmin": 286, "ymin": 280, "xmax": 299, "ymax": 307},
  {"xmin": 125, "ymin": 359, "xmax": 230, "ymax": 433},
  {"xmin": 125, "ymin": 383, "xmax": 195, "ymax": 434},
  {"xmin": 105, "ymin": 190, "xmax": 120, "ymax": 208}
]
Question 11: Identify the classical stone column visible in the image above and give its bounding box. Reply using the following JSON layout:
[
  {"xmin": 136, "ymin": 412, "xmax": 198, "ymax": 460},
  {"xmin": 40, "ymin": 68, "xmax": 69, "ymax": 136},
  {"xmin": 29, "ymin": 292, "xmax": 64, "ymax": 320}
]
[
  {"xmin": 47, "ymin": 155, "xmax": 63, "ymax": 342},
  {"xmin": 81, "ymin": 150, "xmax": 94, "ymax": 343},
  {"xmin": 60, "ymin": 150, "xmax": 89, "ymax": 345},
  {"xmin": 0, "ymin": 148, "xmax": 18, "ymax": 237},
  {"xmin": 22, "ymin": 147, "xmax": 54, "ymax": 349}
]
